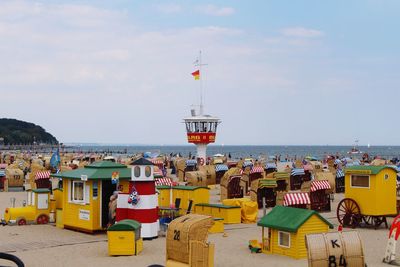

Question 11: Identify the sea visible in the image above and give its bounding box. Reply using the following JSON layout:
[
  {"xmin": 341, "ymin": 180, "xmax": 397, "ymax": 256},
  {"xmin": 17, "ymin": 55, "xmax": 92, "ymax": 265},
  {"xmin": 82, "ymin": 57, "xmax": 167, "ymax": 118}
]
[{"xmin": 63, "ymin": 145, "xmax": 400, "ymax": 160}]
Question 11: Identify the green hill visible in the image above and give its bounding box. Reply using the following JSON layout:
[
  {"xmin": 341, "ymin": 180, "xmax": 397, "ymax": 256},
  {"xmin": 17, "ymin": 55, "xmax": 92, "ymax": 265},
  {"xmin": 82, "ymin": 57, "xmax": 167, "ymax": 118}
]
[{"xmin": 0, "ymin": 118, "xmax": 58, "ymax": 145}]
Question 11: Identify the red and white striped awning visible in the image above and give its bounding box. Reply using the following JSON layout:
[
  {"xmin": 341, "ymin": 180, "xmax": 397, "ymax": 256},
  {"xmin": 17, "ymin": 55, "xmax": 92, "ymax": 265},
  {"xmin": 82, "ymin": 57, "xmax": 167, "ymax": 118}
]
[
  {"xmin": 250, "ymin": 166, "xmax": 264, "ymax": 174},
  {"xmin": 149, "ymin": 159, "xmax": 164, "ymax": 166},
  {"xmin": 35, "ymin": 171, "xmax": 51, "ymax": 180},
  {"xmin": 283, "ymin": 192, "xmax": 310, "ymax": 206},
  {"xmin": 310, "ymin": 180, "xmax": 331, "ymax": 192},
  {"xmin": 155, "ymin": 178, "xmax": 173, "ymax": 186}
]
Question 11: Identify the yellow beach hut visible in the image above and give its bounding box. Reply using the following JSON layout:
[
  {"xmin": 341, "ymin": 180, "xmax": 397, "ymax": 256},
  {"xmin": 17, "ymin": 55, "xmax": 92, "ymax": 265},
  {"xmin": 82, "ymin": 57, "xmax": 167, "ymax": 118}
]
[
  {"xmin": 52, "ymin": 161, "xmax": 131, "ymax": 233},
  {"xmin": 344, "ymin": 165, "xmax": 397, "ymax": 217},
  {"xmin": 257, "ymin": 206, "xmax": 333, "ymax": 259}
]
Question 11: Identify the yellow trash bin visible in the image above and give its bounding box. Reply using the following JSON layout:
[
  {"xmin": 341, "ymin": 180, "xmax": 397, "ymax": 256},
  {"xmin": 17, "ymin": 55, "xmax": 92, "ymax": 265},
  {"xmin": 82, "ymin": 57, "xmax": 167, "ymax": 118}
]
[{"xmin": 107, "ymin": 219, "xmax": 143, "ymax": 256}]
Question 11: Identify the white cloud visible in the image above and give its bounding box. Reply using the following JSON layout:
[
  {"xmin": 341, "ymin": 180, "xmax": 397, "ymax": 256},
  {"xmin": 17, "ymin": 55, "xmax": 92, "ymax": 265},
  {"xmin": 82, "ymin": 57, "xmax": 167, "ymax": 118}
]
[
  {"xmin": 281, "ymin": 27, "xmax": 324, "ymax": 38},
  {"xmin": 197, "ymin": 4, "xmax": 235, "ymax": 16},
  {"xmin": 154, "ymin": 3, "xmax": 182, "ymax": 14}
]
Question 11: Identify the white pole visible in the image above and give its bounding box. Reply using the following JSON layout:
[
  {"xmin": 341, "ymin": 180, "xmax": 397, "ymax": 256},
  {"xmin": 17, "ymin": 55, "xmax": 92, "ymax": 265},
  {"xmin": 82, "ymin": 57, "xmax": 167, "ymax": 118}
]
[
  {"xmin": 199, "ymin": 50, "xmax": 203, "ymax": 116},
  {"xmin": 194, "ymin": 50, "xmax": 207, "ymax": 116}
]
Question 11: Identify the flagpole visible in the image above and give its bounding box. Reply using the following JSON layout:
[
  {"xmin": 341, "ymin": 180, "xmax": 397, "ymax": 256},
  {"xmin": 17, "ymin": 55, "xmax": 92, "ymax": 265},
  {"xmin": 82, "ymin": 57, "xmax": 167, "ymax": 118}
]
[
  {"xmin": 194, "ymin": 50, "xmax": 207, "ymax": 116},
  {"xmin": 199, "ymin": 50, "xmax": 203, "ymax": 116}
]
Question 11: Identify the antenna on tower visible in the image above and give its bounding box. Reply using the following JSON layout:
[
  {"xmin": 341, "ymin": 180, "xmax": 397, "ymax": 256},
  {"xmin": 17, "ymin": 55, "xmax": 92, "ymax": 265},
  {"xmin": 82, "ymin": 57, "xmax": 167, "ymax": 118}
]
[{"xmin": 194, "ymin": 51, "xmax": 208, "ymax": 116}]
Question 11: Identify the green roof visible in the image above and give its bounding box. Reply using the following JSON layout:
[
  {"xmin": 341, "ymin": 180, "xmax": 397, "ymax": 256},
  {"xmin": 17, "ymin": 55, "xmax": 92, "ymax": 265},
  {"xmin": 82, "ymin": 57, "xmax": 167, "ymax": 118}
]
[
  {"xmin": 195, "ymin": 203, "xmax": 240, "ymax": 209},
  {"xmin": 85, "ymin": 161, "xmax": 127, "ymax": 169},
  {"xmin": 108, "ymin": 219, "xmax": 141, "ymax": 231},
  {"xmin": 345, "ymin": 165, "xmax": 397, "ymax": 175},
  {"xmin": 51, "ymin": 161, "xmax": 131, "ymax": 180},
  {"xmin": 156, "ymin": 185, "xmax": 173, "ymax": 190},
  {"xmin": 257, "ymin": 206, "xmax": 333, "ymax": 232},
  {"xmin": 32, "ymin": 188, "xmax": 50, "ymax": 193},
  {"xmin": 156, "ymin": 185, "xmax": 210, "ymax": 190},
  {"xmin": 173, "ymin": 185, "xmax": 209, "ymax": 191}
]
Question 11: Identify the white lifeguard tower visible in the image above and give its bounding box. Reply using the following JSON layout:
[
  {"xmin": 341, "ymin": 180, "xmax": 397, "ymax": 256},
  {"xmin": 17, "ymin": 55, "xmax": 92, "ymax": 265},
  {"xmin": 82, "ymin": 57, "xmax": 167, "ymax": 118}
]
[{"xmin": 184, "ymin": 51, "xmax": 221, "ymax": 166}]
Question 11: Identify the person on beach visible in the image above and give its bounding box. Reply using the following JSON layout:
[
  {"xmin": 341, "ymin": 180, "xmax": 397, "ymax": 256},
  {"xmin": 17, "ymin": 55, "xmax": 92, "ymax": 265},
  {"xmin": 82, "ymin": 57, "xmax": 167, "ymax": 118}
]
[{"xmin": 108, "ymin": 192, "xmax": 118, "ymax": 227}]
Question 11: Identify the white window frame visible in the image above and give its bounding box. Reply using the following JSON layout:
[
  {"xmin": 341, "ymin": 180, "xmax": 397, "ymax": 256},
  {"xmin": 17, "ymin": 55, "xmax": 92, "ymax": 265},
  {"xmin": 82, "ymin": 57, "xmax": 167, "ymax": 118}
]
[
  {"xmin": 27, "ymin": 191, "xmax": 32, "ymax": 206},
  {"xmin": 350, "ymin": 175, "xmax": 370, "ymax": 189},
  {"xmin": 278, "ymin": 231, "xmax": 291, "ymax": 248},
  {"xmin": 32, "ymin": 192, "xmax": 36, "ymax": 206},
  {"xmin": 70, "ymin": 180, "xmax": 86, "ymax": 204}
]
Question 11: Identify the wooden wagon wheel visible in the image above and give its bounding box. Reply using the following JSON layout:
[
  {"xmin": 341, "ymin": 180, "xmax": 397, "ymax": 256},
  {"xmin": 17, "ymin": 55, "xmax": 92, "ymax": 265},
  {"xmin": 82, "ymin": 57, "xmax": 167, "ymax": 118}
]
[
  {"xmin": 36, "ymin": 214, "xmax": 49, "ymax": 224},
  {"xmin": 337, "ymin": 198, "xmax": 361, "ymax": 228}
]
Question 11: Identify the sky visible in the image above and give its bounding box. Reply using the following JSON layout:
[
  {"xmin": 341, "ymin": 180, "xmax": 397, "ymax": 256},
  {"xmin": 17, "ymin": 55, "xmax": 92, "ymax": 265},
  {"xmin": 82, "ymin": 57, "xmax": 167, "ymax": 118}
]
[{"xmin": 0, "ymin": 0, "xmax": 399, "ymax": 146}]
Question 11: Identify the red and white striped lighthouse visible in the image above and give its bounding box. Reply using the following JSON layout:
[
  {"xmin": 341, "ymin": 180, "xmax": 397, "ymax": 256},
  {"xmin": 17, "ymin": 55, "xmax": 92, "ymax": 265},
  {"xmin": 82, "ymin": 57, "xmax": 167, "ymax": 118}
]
[{"xmin": 116, "ymin": 158, "xmax": 159, "ymax": 239}]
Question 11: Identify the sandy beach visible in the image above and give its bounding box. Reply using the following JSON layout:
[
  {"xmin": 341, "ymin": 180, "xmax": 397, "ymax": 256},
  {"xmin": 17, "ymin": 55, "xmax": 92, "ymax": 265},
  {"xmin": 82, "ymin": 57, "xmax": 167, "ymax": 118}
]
[{"xmin": 0, "ymin": 189, "xmax": 396, "ymax": 267}]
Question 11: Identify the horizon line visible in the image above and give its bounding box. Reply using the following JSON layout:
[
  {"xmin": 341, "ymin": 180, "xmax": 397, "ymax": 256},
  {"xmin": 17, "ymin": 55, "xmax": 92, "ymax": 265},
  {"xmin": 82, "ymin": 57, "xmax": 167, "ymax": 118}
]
[{"xmin": 62, "ymin": 142, "xmax": 400, "ymax": 147}]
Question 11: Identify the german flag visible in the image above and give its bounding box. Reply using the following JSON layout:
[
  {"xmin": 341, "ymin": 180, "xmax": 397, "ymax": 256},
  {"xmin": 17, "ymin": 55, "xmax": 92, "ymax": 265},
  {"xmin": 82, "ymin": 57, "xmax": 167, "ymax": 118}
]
[{"xmin": 191, "ymin": 70, "xmax": 200, "ymax": 80}]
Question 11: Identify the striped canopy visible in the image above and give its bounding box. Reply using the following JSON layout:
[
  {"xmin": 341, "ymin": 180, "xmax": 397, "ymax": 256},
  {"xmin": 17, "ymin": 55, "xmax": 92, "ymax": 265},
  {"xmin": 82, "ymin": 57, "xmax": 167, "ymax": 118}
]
[
  {"xmin": 283, "ymin": 192, "xmax": 310, "ymax": 206},
  {"xmin": 149, "ymin": 159, "xmax": 164, "ymax": 166},
  {"xmin": 155, "ymin": 178, "xmax": 173, "ymax": 186},
  {"xmin": 291, "ymin": 168, "xmax": 305, "ymax": 176},
  {"xmin": 336, "ymin": 169, "xmax": 345, "ymax": 178},
  {"xmin": 186, "ymin": 160, "xmax": 197, "ymax": 167},
  {"xmin": 242, "ymin": 161, "xmax": 253, "ymax": 168},
  {"xmin": 258, "ymin": 179, "xmax": 277, "ymax": 188},
  {"xmin": 215, "ymin": 164, "xmax": 229, "ymax": 172},
  {"xmin": 250, "ymin": 166, "xmax": 264, "ymax": 174},
  {"xmin": 310, "ymin": 180, "xmax": 331, "ymax": 192},
  {"xmin": 265, "ymin": 163, "xmax": 277, "ymax": 169},
  {"xmin": 35, "ymin": 171, "xmax": 51, "ymax": 180},
  {"xmin": 273, "ymin": 172, "xmax": 290, "ymax": 180}
]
